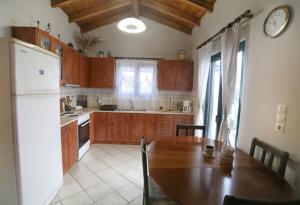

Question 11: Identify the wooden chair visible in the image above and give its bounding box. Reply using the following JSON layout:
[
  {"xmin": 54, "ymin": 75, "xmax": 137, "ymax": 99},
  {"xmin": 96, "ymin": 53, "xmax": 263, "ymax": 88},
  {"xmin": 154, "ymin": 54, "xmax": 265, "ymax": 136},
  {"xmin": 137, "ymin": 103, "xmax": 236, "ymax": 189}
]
[
  {"xmin": 176, "ymin": 124, "xmax": 206, "ymax": 137},
  {"xmin": 223, "ymin": 195, "xmax": 300, "ymax": 205},
  {"xmin": 249, "ymin": 137, "xmax": 289, "ymax": 177},
  {"xmin": 140, "ymin": 137, "xmax": 180, "ymax": 205}
]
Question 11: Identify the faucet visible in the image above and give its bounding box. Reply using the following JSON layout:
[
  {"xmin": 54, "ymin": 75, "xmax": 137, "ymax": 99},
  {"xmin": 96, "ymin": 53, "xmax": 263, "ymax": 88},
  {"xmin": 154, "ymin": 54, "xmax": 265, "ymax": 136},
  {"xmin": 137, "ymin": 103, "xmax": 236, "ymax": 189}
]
[{"xmin": 128, "ymin": 99, "xmax": 135, "ymax": 110}]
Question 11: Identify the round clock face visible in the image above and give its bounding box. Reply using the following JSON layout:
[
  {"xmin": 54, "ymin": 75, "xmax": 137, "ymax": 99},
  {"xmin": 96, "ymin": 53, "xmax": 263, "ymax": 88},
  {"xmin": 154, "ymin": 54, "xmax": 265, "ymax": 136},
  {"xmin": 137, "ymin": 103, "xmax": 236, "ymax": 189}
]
[{"xmin": 264, "ymin": 6, "xmax": 290, "ymax": 38}]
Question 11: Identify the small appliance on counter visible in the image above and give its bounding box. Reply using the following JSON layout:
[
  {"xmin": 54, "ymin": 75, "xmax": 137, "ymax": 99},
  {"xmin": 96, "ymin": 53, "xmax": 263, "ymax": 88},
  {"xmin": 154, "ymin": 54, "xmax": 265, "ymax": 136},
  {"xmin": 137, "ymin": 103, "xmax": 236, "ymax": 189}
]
[
  {"xmin": 77, "ymin": 95, "xmax": 87, "ymax": 108},
  {"xmin": 183, "ymin": 100, "xmax": 192, "ymax": 113}
]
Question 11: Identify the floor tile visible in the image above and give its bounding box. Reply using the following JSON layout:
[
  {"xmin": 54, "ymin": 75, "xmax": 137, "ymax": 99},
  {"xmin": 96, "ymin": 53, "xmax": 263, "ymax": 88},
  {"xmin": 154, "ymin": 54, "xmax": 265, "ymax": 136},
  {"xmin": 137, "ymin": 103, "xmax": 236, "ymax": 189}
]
[
  {"xmin": 85, "ymin": 182, "xmax": 113, "ymax": 201},
  {"xmin": 85, "ymin": 161, "xmax": 108, "ymax": 172},
  {"xmin": 76, "ymin": 173, "xmax": 102, "ymax": 189},
  {"xmin": 61, "ymin": 191, "xmax": 93, "ymax": 205},
  {"xmin": 69, "ymin": 163, "xmax": 94, "ymax": 180},
  {"xmin": 53, "ymin": 202, "xmax": 63, "ymax": 205},
  {"xmin": 58, "ymin": 181, "xmax": 83, "ymax": 200},
  {"xmin": 50, "ymin": 195, "xmax": 60, "ymax": 204},
  {"xmin": 95, "ymin": 192, "xmax": 127, "ymax": 205},
  {"xmin": 116, "ymin": 183, "xmax": 143, "ymax": 202},
  {"xmin": 96, "ymin": 168, "xmax": 119, "ymax": 181},
  {"xmin": 129, "ymin": 194, "xmax": 143, "ymax": 205},
  {"xmin": 132, "ymin": 177, "xmax": 144, "ymax": 189},
  {"xmin": 105, "ymin": 175, "xmax": 130, "ymax": 190},
  {"xmin": 101, "ymin": 157, "xmax": 122, "ymax": 167},
  {"xmin": 63, "ymin": 173, "xmax": 76, "ymax": 185}
]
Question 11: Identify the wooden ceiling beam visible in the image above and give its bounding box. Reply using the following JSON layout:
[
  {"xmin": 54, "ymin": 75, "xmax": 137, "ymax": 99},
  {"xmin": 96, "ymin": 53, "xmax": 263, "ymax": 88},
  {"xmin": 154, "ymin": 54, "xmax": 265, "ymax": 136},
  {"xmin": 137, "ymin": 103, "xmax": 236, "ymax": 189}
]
[
  {"xmin": 181, "ymin": 0, "xmax": 214, "ymax": 12},
  {"xmin": 81, "ymin": 11, "xmax": 132, "ymax": 33},
  {"xmin": 141, "ymin": 7, "xmax": 192, "ymax": 35},
  {"xmin": 51, "ymin": 0, "xmax": 76, "ymax": 8},
  {"xmin": 140, "ymin": 0, "xmax": 199, "ymax": 26},
  {"xmin": 69, "ymin": 0, "xmax": 132, "ymax": 23}
]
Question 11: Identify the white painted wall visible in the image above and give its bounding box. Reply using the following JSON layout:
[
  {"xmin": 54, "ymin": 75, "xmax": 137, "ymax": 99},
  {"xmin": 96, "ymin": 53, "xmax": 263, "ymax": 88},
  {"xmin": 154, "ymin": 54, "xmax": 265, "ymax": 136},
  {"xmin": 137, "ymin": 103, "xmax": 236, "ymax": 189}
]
[
  {"xmin": 0, "ymin": 0, "xmax": 79, "ymax": 45},
  {"xmin": 86, "ymin": 17, "xmax": 192, "ymax": 59},
  {"xmin": 192, "ymin": 0, "xmax": 300, "ymax": 188}
]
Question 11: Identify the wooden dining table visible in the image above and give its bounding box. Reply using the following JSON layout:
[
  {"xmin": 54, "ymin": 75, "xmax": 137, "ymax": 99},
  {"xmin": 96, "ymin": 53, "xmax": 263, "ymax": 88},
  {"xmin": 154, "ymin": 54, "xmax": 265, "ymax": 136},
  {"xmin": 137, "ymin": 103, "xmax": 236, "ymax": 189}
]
[{"xmin": 148, "ymin": 136, "xmax": 297, "ymax": 205}]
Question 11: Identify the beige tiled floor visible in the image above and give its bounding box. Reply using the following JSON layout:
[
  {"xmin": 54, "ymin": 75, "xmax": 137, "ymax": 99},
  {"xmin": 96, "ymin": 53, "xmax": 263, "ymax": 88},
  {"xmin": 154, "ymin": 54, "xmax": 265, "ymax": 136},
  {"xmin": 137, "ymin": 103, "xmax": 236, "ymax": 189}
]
[{"xmin": 50, "ymin": 144, "xmax": 143, "ymax": 205}]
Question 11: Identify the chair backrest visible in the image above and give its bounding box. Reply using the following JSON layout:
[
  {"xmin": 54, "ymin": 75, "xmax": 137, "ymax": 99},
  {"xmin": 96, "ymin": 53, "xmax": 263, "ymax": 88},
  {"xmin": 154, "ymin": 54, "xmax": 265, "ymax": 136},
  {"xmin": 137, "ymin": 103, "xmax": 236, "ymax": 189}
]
[
  {"xmin": 140, "ymin": 136, "xmax": 150, "ymax": 205},
  {"xmin": 223, "ymin": 195, "xmax": 300, "ymax": 205},
  {"xmin": 249, "ymin": 137, "xmax": 289, "ymax": 177},
  {"xmin": 176, "ymin": 124, "xmax": 206, "ymax": 137}
]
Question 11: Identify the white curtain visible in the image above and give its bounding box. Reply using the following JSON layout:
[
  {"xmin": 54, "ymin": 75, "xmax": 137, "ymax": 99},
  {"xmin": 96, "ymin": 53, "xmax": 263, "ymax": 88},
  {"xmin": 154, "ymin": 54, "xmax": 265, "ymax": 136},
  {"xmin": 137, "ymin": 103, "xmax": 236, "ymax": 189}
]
[
  {"xmin": 217, "ymin": 23, "xmax": 241, "ymax": 143},
  {"xmin": 195, "ymin": 42, "xmax": 212, "ymax": 136},
  {"xmin": 116, "ymin": 59, "xmax": 157, "ymax": 110}
]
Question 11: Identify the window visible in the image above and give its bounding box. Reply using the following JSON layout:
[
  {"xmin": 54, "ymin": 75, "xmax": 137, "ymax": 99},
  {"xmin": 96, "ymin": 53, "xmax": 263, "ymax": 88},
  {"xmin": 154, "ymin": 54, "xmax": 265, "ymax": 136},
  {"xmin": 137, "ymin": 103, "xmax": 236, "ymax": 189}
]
[
  {"xmin": 116, "ymin": 59, "xmax": 157, "ymax": 97},
  {"xmin": 204, "ymin": 41, "xmax": 245, "ymax": 147}
]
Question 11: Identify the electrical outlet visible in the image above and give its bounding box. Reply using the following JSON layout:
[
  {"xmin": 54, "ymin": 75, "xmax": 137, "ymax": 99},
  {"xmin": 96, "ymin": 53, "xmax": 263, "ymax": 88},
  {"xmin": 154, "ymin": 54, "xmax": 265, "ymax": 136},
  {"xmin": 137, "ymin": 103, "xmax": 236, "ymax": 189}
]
[{"xmin": 275, "ymin": 122, "xmax": 285, "ymax": 132}]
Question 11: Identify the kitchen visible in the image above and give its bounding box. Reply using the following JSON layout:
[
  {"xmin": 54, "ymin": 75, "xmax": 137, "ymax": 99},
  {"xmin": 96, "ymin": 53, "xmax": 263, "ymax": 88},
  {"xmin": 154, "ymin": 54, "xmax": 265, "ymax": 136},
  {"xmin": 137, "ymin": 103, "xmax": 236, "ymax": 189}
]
[{"xmin": 0, "ymin": 0, "xmax": 300, "ymax": 205}]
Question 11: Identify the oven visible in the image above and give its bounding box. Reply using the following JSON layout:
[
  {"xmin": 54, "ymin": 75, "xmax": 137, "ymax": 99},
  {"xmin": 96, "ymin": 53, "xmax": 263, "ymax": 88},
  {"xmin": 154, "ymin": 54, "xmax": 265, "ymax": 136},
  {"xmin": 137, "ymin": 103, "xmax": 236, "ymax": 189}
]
[{"xmin": 77, "ymin": 113, "xmax": 90, "ymax": 159}]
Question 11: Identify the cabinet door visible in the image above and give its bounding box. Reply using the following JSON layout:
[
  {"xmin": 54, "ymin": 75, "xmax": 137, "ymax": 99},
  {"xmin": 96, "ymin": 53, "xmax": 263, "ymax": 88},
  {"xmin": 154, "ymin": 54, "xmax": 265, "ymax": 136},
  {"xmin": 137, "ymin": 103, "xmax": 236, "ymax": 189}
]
[
  {"xmin": 107, "ymin": 113, "xmax": 131, "ymax": 143},
  {"xmin": 37, "ymin": 30, "xmax": 52, "ymax": 51},
  {"xmin": 79, "ymin": 55, "xmax": 89, "ymax": 87},
  {"xmin": 89, "ymin": 58, "xmax": 115, "ymax": 88},
  {"xmin": 144, "ymin": 114, "xmax": 156, "ymax": 143},
  {"xmin": 61, "ymin": 121, "xmax": 78, "ymax": 174},
  {"xmin": 173, "ymin": 114, "xmax": 194, "ymax": 136},
  {"xmin": 175, "ymin": 60, "xmax": 194, "ymax": 91},
  {"xmin": 155, "ymin": 114, "xmax": 174, "ymax": 139},
  {"xmin": 157, "ymin": 60, "xmax": 176, "ymax": 90},
  {"xmin": 94, "ymin": 112, "xmax": 107, "ymax": 143},
  {"xmin": 132, "ymin": 114, "xmax": 156, "ymax": 144},
  {"xmin": 62, "ymin": 45, "xmax": 80, "ymax": 85},
  {"xmin": 89, "ymin": 113, "xmax": 95, "ymax": 144}
]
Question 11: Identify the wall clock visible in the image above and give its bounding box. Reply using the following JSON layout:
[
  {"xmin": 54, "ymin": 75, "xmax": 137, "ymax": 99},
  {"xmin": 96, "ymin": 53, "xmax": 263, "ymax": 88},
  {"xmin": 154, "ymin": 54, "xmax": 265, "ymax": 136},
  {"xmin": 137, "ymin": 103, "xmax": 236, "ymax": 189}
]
[{"xmin": 264, "ymin": 5, "xmax": 291, "ymax": 38}]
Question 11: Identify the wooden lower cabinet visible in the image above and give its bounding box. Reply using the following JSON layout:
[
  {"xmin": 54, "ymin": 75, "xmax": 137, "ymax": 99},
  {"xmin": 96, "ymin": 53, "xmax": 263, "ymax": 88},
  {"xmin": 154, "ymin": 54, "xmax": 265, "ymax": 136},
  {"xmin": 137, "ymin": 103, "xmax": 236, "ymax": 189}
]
[
  {"xmin": 173, "ymin": 115, "xmax": 195, "ymax": 136},
  {"xmin": 155, "ymin": 114, "xmax": 174, "ymax": 139},
  {"xmin": 61, "ymin": 121, "xmax": 78, "ymax": 174},
  {"xmin": 131, "ymin": 114, "xmax": 156, "ymax": 144},
  {"xmin": 89, "ymin": 113, "xmax": 95, "ymax": 144},
  {"xmin": 107, "ymin": 113, "xmax": 132, "ymax": 143},
  {"xmin": 94, "ymin": 112, "xmax": 107, "ymax": 143}
]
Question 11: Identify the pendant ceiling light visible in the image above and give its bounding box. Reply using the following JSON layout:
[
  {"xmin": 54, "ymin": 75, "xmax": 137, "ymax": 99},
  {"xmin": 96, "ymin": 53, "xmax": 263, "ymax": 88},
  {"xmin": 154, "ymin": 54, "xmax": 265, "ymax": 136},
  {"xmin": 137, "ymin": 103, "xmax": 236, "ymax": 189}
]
[
  {"xmin": 117, "ymin": 1, "xmax": 146, "ymax": 33},
  {"xmin": 117, "ymin": 17, "xmax": 146, "ymax": 33}
]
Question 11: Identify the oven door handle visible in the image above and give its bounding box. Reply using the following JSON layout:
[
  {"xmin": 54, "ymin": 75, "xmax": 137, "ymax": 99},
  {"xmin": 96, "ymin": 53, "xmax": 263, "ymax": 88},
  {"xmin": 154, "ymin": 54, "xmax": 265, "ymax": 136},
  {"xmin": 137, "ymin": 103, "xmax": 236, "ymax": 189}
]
[{"xmin": 80, "ymin": 120, "xmax": 90, "ymax": 127}]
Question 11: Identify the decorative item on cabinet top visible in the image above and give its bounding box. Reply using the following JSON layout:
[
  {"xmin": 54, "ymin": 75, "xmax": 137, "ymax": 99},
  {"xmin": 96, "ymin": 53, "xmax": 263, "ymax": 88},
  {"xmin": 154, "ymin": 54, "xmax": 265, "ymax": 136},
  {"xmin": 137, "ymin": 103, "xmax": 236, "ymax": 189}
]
[{"xmin": 75, "ymin": 34, "xmax": 103, "ymax": 55}]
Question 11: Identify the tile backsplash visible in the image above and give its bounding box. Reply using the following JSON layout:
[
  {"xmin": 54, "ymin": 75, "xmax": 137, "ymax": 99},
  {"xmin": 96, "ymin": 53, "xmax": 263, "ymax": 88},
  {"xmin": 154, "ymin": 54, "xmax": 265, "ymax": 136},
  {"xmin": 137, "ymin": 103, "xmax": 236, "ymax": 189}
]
[{"xmin": 60, "ymin": 87, "xmax": 195, "ymax": 111}]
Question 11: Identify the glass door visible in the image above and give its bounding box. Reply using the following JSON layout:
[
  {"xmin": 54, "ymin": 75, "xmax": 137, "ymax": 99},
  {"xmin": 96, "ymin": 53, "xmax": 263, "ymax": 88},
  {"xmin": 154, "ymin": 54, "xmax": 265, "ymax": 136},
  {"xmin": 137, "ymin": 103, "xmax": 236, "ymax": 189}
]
[
  {"xmin": 204, "ymin": 41, "xmax": 245, "ymax": 144},
  {"xmin": 204, "ymin": 53, "xmax": 222, "ymax": 139}
]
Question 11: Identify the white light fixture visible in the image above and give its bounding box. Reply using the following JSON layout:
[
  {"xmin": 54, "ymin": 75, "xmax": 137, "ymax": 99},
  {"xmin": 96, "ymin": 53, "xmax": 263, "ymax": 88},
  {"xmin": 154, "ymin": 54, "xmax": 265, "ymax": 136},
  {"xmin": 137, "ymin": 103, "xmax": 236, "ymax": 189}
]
[{"xmin": 117, "ymin": 17, "xmax": 146, "ymax": 33}]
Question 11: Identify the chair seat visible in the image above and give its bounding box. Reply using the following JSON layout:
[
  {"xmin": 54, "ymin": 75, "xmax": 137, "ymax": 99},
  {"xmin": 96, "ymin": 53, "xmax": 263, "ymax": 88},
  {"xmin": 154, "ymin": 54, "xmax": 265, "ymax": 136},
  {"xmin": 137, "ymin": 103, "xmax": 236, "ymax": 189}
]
[{"xmin": 148, "ymin": 177, "xmax": 180, "ymax": 205}]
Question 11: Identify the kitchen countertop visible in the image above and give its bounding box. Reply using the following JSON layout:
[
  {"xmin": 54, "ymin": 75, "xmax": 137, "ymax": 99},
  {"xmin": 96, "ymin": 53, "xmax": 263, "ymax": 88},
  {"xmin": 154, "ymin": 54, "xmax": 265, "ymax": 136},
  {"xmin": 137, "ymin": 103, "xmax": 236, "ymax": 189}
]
[{"xmin": 60, "ymin": 108, "xmax": 194, "ymax": 127}]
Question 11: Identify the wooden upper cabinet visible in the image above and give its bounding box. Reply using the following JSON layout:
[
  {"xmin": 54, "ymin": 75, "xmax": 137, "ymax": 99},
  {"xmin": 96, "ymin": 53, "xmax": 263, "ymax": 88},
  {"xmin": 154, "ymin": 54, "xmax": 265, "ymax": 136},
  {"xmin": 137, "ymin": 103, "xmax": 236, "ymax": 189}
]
[
  {"xmin": 89, "ymin": 58, "xmax": 115, "ymax": 88},
  {"xmin": 132, "ymin": 114, "xmax": 156, "ymax": 144},
  {"xmin": 94, "ymin": 112, "xmax": 107, "ymax": 143},
  {"xmin": 62, "ymin": 44, "xmax": 80, "ymax": 85},
  {"xmin": 79, "ymin": 54, "xmax": 89, "ymax": 87},
  {"xmin": 173, "ymin": 114, "xmax": 195, "ymax": 136},
  {"xmin": 157, "ymin": 60, "xmax": 177, "ymax": 90},
  {"xmin": 106, "ymin": 113, "xmax": 131, "ymax": 143},
  {"xmin": 155, "ymin": 114, "xmax": 174, "ymax": 139},
  {"xmin": 61, "ymin": 121, "xmax": 78, "ymax": 174},
  {"xmin": 176, "ymin": 61, "xmax": 194, "ymax": 91},
  {"xmin": 157, "ymin": 59, "xmax": 194, "ymax": 91}
]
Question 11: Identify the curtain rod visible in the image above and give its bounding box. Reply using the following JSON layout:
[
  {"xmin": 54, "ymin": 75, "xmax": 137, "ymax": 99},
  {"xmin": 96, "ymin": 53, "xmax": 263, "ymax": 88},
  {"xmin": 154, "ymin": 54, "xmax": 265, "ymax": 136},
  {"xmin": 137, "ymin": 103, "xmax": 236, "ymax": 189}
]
[
  {"xmin": 116, "ymin": 56, "xmax": 162, "ymax": 60},
  {"xmin": 196, "ymin": 10, "xmax": 253, "ymax": 50}
]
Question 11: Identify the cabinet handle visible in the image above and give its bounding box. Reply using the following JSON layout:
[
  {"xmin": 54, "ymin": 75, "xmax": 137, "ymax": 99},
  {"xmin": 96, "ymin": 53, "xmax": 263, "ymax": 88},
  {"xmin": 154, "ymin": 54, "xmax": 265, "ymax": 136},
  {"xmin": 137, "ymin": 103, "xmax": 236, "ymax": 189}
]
[
  {"xmin": 80, "ymin": 120, "xmax": 90, "ymax": 127},
  {"xmin": 20, "ymin": 49, "xmax": 28, "ymax": 53}
]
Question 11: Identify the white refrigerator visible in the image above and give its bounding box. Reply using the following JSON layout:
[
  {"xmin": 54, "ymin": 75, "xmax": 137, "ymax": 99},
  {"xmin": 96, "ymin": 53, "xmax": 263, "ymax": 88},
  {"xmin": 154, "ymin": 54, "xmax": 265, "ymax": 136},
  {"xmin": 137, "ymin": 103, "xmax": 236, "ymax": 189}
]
[{"xmin": 0, "ymin": 38, "xmax": 63, "ymax": 205}]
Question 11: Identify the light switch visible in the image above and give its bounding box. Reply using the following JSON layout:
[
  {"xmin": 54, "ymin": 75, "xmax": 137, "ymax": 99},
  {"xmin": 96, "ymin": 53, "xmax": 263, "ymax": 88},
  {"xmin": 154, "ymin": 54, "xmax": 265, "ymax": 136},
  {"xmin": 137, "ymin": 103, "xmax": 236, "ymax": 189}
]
[{"xmin": 275, "ymin": 104, "xmax": 288, "ymax": 133}]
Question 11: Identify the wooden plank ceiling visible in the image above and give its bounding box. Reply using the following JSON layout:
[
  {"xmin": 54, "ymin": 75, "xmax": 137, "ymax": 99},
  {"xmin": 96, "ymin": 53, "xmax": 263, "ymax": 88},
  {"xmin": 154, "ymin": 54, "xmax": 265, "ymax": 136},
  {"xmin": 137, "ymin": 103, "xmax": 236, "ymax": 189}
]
[{"xmin": 51, "ymin": 0, "xmax": 216, "ymax": 35}]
